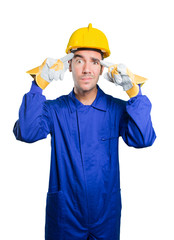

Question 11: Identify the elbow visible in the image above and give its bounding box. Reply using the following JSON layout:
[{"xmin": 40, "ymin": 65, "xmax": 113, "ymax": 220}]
[
  {"xmin": 13, "ymin": 129, "xmax": 35, "ymax": 143},
  {"xmin": 19, "ymin": 127, "xmax": 41, "ymax": 143},
  {"xmin": 145, "ymin": 134, "xmax": 157, "ymax": 147},
  {"xmin": 13, "ymin": 121, "xmax": 38, "ymax": 143},
  {"xmin": 138, "ymin": 131, "xmax": 157, "ymax": 148},
  {"xmin": 13, "ymin": 121, "xmax": 27, "ymax": 142},
  {"xmin": 19, "ymin": 135, "xmax": 36, "ymax": 143},
  {"xmin": 125, "ymin": 125, "xmax": 157, "ymax": 148}
]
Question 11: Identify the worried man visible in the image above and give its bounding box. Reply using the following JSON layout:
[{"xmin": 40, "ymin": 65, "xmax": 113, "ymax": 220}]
[{"xmin": 13, "ymin": 24, "xmax": 156, "ymax": 240}]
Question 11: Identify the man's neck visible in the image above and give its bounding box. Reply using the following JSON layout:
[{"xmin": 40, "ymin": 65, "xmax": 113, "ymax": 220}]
[{"xmin": 74, "ymin": 86, "xmax": 98, "ymax": 105}]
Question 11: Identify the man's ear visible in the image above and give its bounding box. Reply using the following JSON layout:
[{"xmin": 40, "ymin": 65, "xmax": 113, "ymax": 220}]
[
  {"xmin": 100, "ymin": 66, "xmax": 104, "ymax": 75},
  {"xmin": 68, "ymin": 60, "xmax": 72, "ymax": 72}
]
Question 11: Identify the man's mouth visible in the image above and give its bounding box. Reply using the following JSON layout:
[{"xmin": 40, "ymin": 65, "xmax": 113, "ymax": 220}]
[{"xmin": 81, "ymin": 75, "xmax": 94, "ymax": 80}]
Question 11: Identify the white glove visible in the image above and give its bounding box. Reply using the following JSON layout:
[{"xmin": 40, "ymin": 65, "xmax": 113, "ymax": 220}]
[
  {"xmin": 41, "ymin": 53, "xmax": 74, "ymax": 82},
  {"xmin": 100, "ymin": 60, "xmax": 133, "ymax": 91}
]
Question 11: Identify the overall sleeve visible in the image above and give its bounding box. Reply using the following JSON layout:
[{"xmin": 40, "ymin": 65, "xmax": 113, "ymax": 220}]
[
  {"xmin": 13, "ymin": 81, "xmax": 52, "ymax": 143},
  {"xmin": 119, "ymin": 92, "xmax": 156, "ymax": 148}
]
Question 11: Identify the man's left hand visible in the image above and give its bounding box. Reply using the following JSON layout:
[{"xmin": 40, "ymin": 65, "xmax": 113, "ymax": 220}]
[
  {"xmin": 100, "ymin": 61, "xmax": 134, "ymax": 91},
  {"xmin": 100, "ymin": 60, "xmax": 147, "ymax": 98}
]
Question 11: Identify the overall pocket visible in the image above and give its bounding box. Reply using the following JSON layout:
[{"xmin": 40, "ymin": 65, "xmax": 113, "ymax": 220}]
[
  {"xmin": 45, "ymin": 191, "xmax": 65, "ymax": 240},
  {"xmin": 99, "ymin": 126, "xmax": 119, "ymax": 159}
]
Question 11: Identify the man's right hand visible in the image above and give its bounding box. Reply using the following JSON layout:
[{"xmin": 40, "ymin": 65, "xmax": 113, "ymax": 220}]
[{"xmin": 26, "ymin": 53, "xmax": 74, "ymax": 90}]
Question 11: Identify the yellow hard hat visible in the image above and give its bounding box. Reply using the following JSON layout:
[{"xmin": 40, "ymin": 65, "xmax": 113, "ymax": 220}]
[{"xmin": 66, "ymin": 23, "xmax": 111, "ymax": 58}]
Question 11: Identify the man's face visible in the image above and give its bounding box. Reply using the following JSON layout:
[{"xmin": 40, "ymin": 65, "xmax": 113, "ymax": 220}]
[{"xmin": 69, "ymin": 50, "xmax": 104, "ymax": 93}]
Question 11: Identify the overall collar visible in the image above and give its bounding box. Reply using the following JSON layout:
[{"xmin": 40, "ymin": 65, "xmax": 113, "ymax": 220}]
[{"xmin": 68, "ymin": 85, "xmax": 108, "ymax": 113}]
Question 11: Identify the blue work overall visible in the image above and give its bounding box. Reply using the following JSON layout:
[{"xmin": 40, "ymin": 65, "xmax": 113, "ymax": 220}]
[{"xmin": 13, "ymin": 81, "xmax": 156, "ymax": 240}]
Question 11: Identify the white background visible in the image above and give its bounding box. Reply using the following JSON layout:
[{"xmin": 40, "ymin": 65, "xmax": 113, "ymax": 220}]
[{"xmin": 0, "ymin": 0, "xmax": 174, "ymax": 239}]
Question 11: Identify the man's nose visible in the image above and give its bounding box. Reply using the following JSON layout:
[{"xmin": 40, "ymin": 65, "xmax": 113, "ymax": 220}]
[{"xmin": 82, "ymin": 62, "xmax": 91, "ymax": 74}]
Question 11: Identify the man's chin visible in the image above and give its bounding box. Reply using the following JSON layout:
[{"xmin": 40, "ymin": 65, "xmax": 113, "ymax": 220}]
[{"xmin": 80, "ymin": 83, "xmax": 97, "ymax": 92}]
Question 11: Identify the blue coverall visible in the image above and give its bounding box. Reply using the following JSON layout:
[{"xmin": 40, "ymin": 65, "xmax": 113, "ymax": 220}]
[{"xmin": 13, "ymin": 81, "xmax": 156, "ymax": 240}]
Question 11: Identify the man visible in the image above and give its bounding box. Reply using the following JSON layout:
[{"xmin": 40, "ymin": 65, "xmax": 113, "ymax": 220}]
[{"xmin": 13, "ymin": 24, "xmax": 156, "ymax": 240}]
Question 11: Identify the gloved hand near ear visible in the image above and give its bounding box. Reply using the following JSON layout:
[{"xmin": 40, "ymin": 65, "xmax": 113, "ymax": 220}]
[
  {"xmin": 26, "ymin": 53, "xmax": 74, "ymax": 90},
  {"xmin": 100, "ymin": 60, "xmax": 147, "ymax": 98}
]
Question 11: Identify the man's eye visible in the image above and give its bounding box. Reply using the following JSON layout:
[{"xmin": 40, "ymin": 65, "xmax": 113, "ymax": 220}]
[
  {"xmin": 76, "ymin": 59, "xmax": 83, "ymax": 64},
  {"xmin": 93, "ymin": 61, "xmax": 99, "ymax": 65}
]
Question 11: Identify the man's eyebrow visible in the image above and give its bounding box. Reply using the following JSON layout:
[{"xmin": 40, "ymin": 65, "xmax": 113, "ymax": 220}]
[
  {"xmin": 91, "ymin": 57, "xmax": 100, "ymax": 62},
  {"xmin": 73, "ymin": 55, "xmax": 100, "ymax": 63},
  {"xmin": 73, "ymin": 54, "xmax": 84, "ymax": 59}
]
